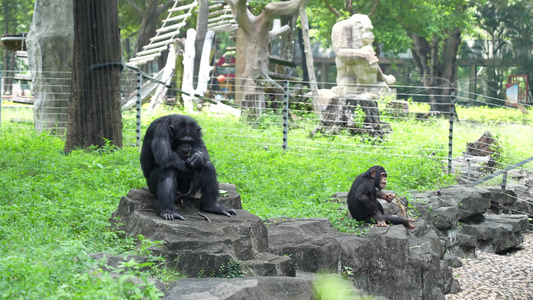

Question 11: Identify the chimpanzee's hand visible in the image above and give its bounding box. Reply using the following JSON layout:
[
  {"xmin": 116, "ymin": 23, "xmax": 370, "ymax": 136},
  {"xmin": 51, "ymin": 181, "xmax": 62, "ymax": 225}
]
[
  {"xmin": 382, "ymin": 193, "xmax": 394, "ymax": 203},
  {"xmin": 186, "ymin": 151, "xmax": 205, "ymax": 169}
]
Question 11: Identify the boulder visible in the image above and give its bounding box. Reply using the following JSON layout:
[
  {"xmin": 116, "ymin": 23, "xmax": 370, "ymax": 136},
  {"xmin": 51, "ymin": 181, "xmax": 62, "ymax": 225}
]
[
  {"xmin": 460, "ymin": 214, "xmax": 528, "ymax": 253},
  {"xmin": 485, "ymin": 183, "xmax": 533, "ymax": 216},
  {"xmin": 409, "ymin": 186, "xmax": 528, "ymax": 257},
  {"xmin": 110, "ymin": 183, "xmax": 293, "ymax": 278},
  {"xmin": 447, "ymin": 155, "xmax": 496, "ymax": 184},
  {"xmin": 163, "ymin": 277, "xmax": 313, "ymax": 300},
  {"xmin": 384, "ymin": 100, "xmax": 409, "ymax": 117},
  {"xmin": 267, "ymin": 217, "xmax": 454, "ymax": 300},
  {"xmin": 411, "ymin": 186, "xmax": 491, "ymax": 221},
  {"xmin": 466, "ymin": 131, "xmax": 501, "ymax": 158},
  {"xmin": 267, "ymin": 218, "xmax": 341, "ymax": 272}
]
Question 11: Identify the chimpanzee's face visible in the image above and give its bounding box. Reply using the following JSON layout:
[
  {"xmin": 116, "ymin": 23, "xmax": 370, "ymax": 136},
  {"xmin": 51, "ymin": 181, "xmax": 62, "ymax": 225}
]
[
  {"xmin": 379, "ymin": 172, "xmax": 387, "ymax": 189},
  {"xmin": 177, "ymin": 142, "xmax": 191, "ymax": 158}
]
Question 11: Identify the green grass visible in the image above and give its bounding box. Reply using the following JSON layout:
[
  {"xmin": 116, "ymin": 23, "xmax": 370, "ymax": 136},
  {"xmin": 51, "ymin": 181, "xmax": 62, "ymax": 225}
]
[{"xmin": 0, "ymin": 103, "xmax": 531, "ymax": 298}]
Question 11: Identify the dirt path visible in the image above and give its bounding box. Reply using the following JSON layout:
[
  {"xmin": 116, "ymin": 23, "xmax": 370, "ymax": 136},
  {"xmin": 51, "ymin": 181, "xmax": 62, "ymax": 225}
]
[{"xmin": 445, "ymin": 232, "xmax": 533, "ymax": 300}]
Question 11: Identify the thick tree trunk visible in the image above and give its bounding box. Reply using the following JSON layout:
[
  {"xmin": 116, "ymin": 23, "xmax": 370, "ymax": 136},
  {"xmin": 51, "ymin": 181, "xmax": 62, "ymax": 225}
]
[
  {"xmin": 65, "ymin": 0, "xmax": 123, "ymax": 153},
  {"xmin": 226, "ymin": 0, "xmax": 310, "ymax": 109},
  {"xmin": 27, "ymin": 0, "xmax": 74, "ymax": 134},
  {"xmin": 234, "ymin": 23, "xmax": 271, "ymax": 108}
]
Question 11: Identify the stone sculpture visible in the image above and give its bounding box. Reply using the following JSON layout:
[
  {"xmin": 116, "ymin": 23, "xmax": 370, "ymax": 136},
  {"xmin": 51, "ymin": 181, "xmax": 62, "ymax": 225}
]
[{"xmin": 331, "ymin": 14, "xmax": 395, "ymax": 97}]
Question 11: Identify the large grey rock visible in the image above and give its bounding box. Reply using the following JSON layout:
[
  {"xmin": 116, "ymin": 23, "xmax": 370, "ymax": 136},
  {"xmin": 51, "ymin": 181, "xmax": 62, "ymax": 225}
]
[
  {"xmin": 267, "ymin": 218, "xmax": 341, "ymax": 272},
  {"xmin": 26, "ymin": 0, "xmax": 73, "ymax": 133},
  {"xmin": 412, "ymin": 186, "xmax": 491, "ymax": 221},
  {"xmin": 110, "ymin": 183, "xmax": 293, "ymax": 278},
  {"xmin": 409, "ymin": 186, "xmax": 528, "ymax": 257},
  {"xmin": 460, "ymin": 214, "xmax": 529, "ymax": 253},
  {"xmin": 163, "ymin": 277, "xmax": 313, "ymax": 300},
  {"xmin": 486, "ymin": 183, "xmax": 533, "ymax": 216},
  {"xmin": 267, "ymin": 217, "xmax": 454, "ymax": 300}
]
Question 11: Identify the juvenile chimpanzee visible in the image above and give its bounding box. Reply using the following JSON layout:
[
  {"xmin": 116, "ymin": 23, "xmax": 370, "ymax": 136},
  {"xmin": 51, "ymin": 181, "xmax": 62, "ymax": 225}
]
[
  {"xmin": 347, "ymin": 165, "xmax": 415, "ymax": 229},
  {"xmin": 140, "ymin": 114, "xmax": 236, "ymax": 220}
]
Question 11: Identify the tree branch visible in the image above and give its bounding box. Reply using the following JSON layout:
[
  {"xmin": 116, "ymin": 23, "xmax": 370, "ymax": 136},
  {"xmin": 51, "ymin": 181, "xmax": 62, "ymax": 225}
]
[
  {"xmin": 368, "ymin": 0, "xmax": 380, "ymax": 17},
  {"xmin": 224, "ymin": 0, "xmax": 253, "ymax": 33},
  {"xmin": 123, "ymin": 0, "xmax": 143, "ymax": 15},
  {"xmin": 345, "ymin": 0, "xmax": 353, "ymax": 15},
  {"xmin": 264, "ymin": 0, "xmax": 311, "ymax": 21},
  {"xmin": 324, "ymin": 0, "xmax": 340, "ymax": 18},
  {"xmin": 156, "ymin": 0, "xmax": 175, "ymax": 15}
]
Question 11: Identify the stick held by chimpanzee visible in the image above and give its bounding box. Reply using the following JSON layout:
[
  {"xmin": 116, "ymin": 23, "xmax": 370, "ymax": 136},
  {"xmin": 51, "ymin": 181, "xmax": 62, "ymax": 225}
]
[{"xmin": 347, "ymin": 165, "xmax": 415, "ymax": 229}]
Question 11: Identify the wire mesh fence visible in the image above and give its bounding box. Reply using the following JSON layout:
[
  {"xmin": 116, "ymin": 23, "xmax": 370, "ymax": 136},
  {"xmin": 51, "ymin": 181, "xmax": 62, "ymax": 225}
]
[{"xmin": 1, "ymin": 68, "xmax": 532, "ymax": 202}]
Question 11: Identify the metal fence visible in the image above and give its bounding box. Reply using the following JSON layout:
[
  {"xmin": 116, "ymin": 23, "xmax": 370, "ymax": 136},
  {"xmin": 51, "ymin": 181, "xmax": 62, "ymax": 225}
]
[{"xmin": 1, "ymin": 68, "xmax": 532, "ymax": 209}]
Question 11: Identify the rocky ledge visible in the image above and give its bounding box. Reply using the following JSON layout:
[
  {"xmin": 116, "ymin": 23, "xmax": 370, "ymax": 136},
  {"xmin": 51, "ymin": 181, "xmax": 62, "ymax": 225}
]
[{"xmin": 103, "ymin": 183, "xmax": 529, "ymax": 300}]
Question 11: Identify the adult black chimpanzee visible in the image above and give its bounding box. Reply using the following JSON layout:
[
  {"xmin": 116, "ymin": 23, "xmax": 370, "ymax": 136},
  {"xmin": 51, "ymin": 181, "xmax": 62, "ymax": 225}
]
[
  {"xmin": 140, "ymin": 114, "xmax": 236, "ymax": 220},
  {"xmin": 347, "ymin": 165, "xmax": 415, "ymax": 229}
]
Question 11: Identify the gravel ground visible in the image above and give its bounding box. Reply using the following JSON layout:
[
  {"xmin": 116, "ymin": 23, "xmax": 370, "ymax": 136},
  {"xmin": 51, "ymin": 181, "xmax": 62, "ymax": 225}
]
[{"xmin": 445, "ymin": 231, "xmax": 533, "ymax": 300}]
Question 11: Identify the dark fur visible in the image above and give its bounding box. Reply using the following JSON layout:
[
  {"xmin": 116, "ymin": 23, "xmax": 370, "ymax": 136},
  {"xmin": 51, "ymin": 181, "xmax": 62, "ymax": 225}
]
[
  {"xmin": 347, "ymin": 165, "xmax": 409, "ymax": 226},
  {"xmin": 140, "ymin": 114, "xmax": 236, "ymax": 220}
]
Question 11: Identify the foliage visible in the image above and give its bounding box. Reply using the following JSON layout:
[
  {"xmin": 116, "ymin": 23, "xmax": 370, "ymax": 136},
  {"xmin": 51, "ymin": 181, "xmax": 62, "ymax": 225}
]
[
  {"xmin": 312, "ymin": 273, "xmax": 375, "ymax": 300},
  {"xmin": 472, "ymin": 0, "xmax": 533, "ymax": 103},
  {"xmin": 0, "ymin": 240, "xmax": 163, "ymax": 299},
  {"xmin": 0, "ymin": 127, "xmax": 165, "ymax": 298},
  {"xmin": 210, "ymin": 260, "xmax": 244, "ymax": 278}
]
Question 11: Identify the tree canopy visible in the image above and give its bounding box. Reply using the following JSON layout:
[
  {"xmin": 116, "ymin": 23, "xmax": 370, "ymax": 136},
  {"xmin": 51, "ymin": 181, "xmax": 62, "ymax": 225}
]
[{"xmin": 3, "ymin": 0, "xmax": 531, "ymax": 106}]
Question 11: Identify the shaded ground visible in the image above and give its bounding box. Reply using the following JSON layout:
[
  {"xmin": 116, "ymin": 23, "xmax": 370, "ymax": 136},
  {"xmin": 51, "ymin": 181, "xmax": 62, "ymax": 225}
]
[{"xmin": 446, "ymin": 231, "xmax": 533, "ymax": 300}]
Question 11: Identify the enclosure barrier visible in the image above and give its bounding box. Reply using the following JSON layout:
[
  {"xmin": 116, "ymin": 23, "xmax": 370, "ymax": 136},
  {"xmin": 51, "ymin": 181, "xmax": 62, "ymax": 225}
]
[
  {"xmin": 448, "ymin": 88, "xmax": 456, "ymax": 175},
  {"xmin": 1, "ymin": 68, "xmax": 532, "ymax": 217},
  {"xmin": 282, "ymin": 80, "xmax": 290, "ymax": 150}
]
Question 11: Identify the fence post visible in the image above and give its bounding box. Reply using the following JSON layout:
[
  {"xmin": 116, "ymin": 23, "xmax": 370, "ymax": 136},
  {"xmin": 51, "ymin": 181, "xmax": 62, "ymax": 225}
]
[
  {"xmin": 282, "ymin": 80, "xmax": 290, "ymax": 150},
  {"xmin": 498, "ymin": 171, "xmax": 508, "ymax": 214},
  {"xmin": 466, "ymin": 158, "xmax": 471, "ymax": 183},
  {"xmin": 136, "ymin": 72, "xmax": 143, "ymax": 148},
  {"xmin": 447, "ymin": 87, "xmax": 456, "ymax": 175}
]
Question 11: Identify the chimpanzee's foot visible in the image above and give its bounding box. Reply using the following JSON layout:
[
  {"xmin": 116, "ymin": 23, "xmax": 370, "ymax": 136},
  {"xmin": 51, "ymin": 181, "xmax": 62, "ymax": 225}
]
[
  {"xmin": 160, "ymin": 209, "xmax": 185, "ymax": 221},
  {"xmin": 202, "ymin": 204, "xmax": 237, "ymax": 217}
]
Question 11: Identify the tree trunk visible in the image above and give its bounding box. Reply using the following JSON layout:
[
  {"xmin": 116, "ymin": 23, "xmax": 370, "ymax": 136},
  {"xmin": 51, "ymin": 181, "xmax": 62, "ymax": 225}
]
[
  {"xmin": 311, "ymin": 94, "xmax": 386, "ymax": 138},
  {"xmin": 134, "ymin": 0, "xmax": 174, "ymax": 69},
  {"xmin": 299, "ymin": 6, "xmax": 319, "ymax": 112},
  {"xmin": 410, "ymin": 28, "xmax": 461, "ymax": 113},
  {"xmin": 194, "ymin": 0, "xmax": 209, "ymax": 87},
  {"xmin": 27, "ymin": 0, "xmax": 74, "ymax": 134},
  {"xmin": 226, "ymin": 0, "xmax": 310, "ymax": 109},
  {"xmin": 234, "ymin": 22, "xmax": 271, "ymax": 108},
  {"xmin": 65, "ymin": 0, "xmax": 123, "ymax": 153}
]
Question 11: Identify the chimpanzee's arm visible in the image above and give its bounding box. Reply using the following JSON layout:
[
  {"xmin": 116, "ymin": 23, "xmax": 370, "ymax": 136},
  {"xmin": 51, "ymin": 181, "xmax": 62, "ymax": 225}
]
[{"xmin": 376, "ymin": 190, "xmax": 394, "ymax": 203}]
